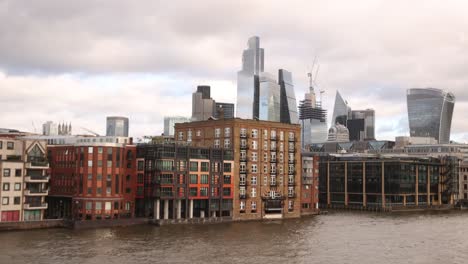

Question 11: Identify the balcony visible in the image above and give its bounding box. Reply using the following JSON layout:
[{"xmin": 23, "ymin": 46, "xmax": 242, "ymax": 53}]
[
  {"xmin": 24, "ymin": 202, "xmax": 48, "ymax": 210},
  {"xmin": 302, "ymin": 177, "xmax": 313, "ymax": 185},
  {"xmin": 270, "ymin": 182, "xmax": 277, "ymax": 187},
  {"xmin": 24, "ymin": 189, "xmax": 49, "ymax": 196},
  {"xmin": 240, "ymin": 156, "xmax": 247, "ymax": 162},
  {"xmin": 240, "ymin": 145, "xmax": 249, "ymax": 150},
  {"xmin": 288, "ymin": 159, "xmax": 295, "ymax": 164},
  {"xmin": 288, "ymin": 193, "xmax": 296, "ymax": 198},
  {"xmin": 288, "ymin": 137, "xmax": 295, "ymax": 142},
  {"xmin": 288, "ymin": 148, "xmax": 296, "ymax": 153},
  {"xmin": 26, "ymin": 160, "xmax": 49, "ymax": 169},
  {"xmin": 270, "ymin": 158, "xmax": 277, "ymax": 163},
  {"xmin": 25, "ymin": 175, "xmax": 50, "ymax": 183},
  {"xmin": 270, "ymin": 147, "xmax": 277, "ymax": 152},
  {"xmin": 239, "ymin": 181, "xmax": 247, "ymax": 186},
  {"xmin": 288, "ymin": 181, "xmax": 296, "ymax": 186},
  {"xmin": 288, "ymin": 170, "xmax": 296, "ymax": 175},
  {"xmin": 240, "ymin": 134, "xmax": 248, "ymax": 139},
  {"xmin": 270, "ymin": 136, "xmax": 277, "ymax": 141},
  {"xmin": 239, "ymin": 194, "xmax": 248, "ymax": 199}
]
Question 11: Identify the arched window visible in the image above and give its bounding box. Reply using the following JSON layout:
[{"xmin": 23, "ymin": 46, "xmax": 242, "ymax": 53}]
[{"xmin": 28, "ymin": 145, "xmax": 45, "ymax": 162}]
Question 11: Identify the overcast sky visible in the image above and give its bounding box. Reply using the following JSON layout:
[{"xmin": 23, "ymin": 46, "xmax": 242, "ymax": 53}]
[{"xmin": 1, "ymin": 0, "xmax": 467, "ymax": 142}]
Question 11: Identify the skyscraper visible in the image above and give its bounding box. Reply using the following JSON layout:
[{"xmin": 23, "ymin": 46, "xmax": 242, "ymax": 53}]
[
  {"xmin": 164, "ymin": 116, "xmax": 190, "ymax": 136},
  {"xmin": 407, "ymin": 88, "xmax": 455, "ymax": 144},
  {"xmin": 214, "ymin": 103, "xmax": 235, "ymax": 119},
  {"xmin": 236, "ymin": 37, "xmax": 298, "ymax": 124},
  {"xmin": 237, "ymin": 36, "xmax": 264, "ymax": 119},
  {"xmin": 279, "ymin": 69, "xmax": 299, "ymax": 124},
  {"xmin": 192, "ymin": 85, "xmax": 216, "ymax": 121},
  {"xmin": 299, "ymin": 83, "xmax": 328, "ymax": 147},
  {"xmin": 106, "ymin": 116, "xmax": 129, "ymax": 137},
  {"xmin": 331, "ymin": 91, "xmax": 351, "ymax": 126}
]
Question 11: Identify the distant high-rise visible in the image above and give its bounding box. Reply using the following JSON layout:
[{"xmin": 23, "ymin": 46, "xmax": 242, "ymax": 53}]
[
  {"xmin": 164, "ymin": 116, "xmax": 190, "ymax": 136},
  {"xmin": 106, "ymin": 116, "xmax": 129, "ymax": 137},
  {"xmin": 192, "ymin": 85, "xmax": 216, "ymax": 121},
  {"xmin": 43, "ymin": 121, "xmax": 72, "ymax": 136},
  {"xmin": 214, "ymin": 103, "xmax": 235, "ymax": 119},
  {"xmin": 236, "ymin": 36, "xmax": 298, "ymax": 124},
  {"xmin": 299, "ymin": 82, "xmax": 328, "ymax": 147},
  {"xmin": 279, "ymin": 69, "xmax": 299, "ymax": 124},
  {"xmin": 331, "ymin": 91, "xmax": 351, "ymax": 126},
  {"xmin": 407, "ymin": 88, "xmax": 455, "ymax": 144}
]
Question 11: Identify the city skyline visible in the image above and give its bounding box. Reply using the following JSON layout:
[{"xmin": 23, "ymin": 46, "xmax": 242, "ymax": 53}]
[{"xmin": 1, "ymin": 1, "xmax": 468, "ymax": 142}]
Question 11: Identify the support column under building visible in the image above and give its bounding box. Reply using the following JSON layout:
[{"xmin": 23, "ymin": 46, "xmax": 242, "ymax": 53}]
[
  {"xmin": 362, "ymin": 161, "xmax": 367, "ymax": 207},
  {"xmin": 154, "ymin": 199, "xmax": 160, "ymax": 220},
  {"xmin": 327, "ymin": 161, "xmax": 331, "ymax": 206},
  {"xmin": 381, "ymin": 162, "xmax": 385, "ymax": 208},
  {"xmin": 189, "ymin": 200, "xmax": 194, "ymax": 219},
  {"xmin": 427, "ymin": 171, "xmax": 431, "ymax": 205},
  {"xmin": 415, "ymin": 165, "xmax": 419, "ymax": 206},
  {"xmin": 344, "ymin": 161, "xmax": 348, "ymax": 207},
  {"xmin": 177, "ymin": 200, "xmax": 182, "ymax": 219},
  {"xmin": 164, "ymin": 200, "xmax": 169, "ymax": 220}
]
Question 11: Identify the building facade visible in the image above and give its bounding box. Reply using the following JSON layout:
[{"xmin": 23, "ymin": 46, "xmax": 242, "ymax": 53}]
[
  {"xmin": 106, "ymin": 116, "xmax": 129, "ymax": 137},
  {"xmin": 299, "ymin": 86, "xmax": 328, "ymax": 147},
  {"xmin": 214, "ymin": 102, "xmax": 235, "ymax": 119},
  {"xmin": 136, "ymin": 144, "xmax": 234, "ymax": 221},
  {"xmin": 407, "ymin": 88, "xmax": 455, "ymax": 144},
  {"xmin": 175, "ymin": 118, "xmax": 302, "ymax": 220},
  {"xmin": 319, "ymin": 154, "xmax": 458, "ymax": 210},
  {"xmin": 46, "ymin": 142, "xmax": 142, "ymax": 221},
  {"xmin": 301, "ymin": 153, "xmax": 320, "ymax": 215},
  {"xmin": 192, "ymin": 85, "xmax": 216, "ymax": 121},
  {"xmin": 278, "ymin": 69, "xmax": 299, "ymax": 124},
  {"xmin": 0, "ymin": 138, "xmax": 49, "ymax": 222},
  {"xmin": 164, "ymin": 116, "xmax": 191, "ymax": 136}
]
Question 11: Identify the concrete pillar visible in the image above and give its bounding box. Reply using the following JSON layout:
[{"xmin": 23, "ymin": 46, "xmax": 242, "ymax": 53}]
[
  {"xmin": 177, "ymin": 200, "xmax": 181, "ymax": 219},
  {"xmin": 154, "ymin": 199, "xmax": 160, "ymax": 220},
  {"xmin": 403, "ymin": 195, "xmax": 406, "ymax": 206},
  {"xmin": 415, "ymin": 165, "xmax": 419, "ymax": 206},
  {"xmin": 362, "ymin": 162, "xmax": 367, "ymax": 207},
  {"xmin": 200, "ymin": 210, "xmax": 205, "ymax": 218},
  {"xmin": 344, "ymin": 161, "xmax": 348, "ymax": 207},
  {"xmin": 189, "ymin": 200, "xmax": 193, "ymax": 219},
  {"xmin": 427, "ymin": 170, "xmax": 431, "ymax": 205},
  {"xmin": 212, "ymin": 211, "xmax": 216, "ymax": 218},
  {"xmin": 327, "ymin": 161, "xmax": 331, "ymax": 206},
  {"xmin": 381, "ymin": 162, "xmax": 385, "ymax": 208},
  {"xmin": 164, "ymin": 200, "xmax": 169, "ymax": 220}
]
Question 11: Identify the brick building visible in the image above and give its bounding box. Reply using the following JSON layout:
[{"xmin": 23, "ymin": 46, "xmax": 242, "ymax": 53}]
[
  {"xmin": 300, "ymin": 152, "xmax": 321, "ymax": 215},
  {"xmin": 136, "ymin": 144, "xmax": 234, "ymax": 220},
  {"xmin": 46, "ymin": 140, "xmax": 144, "ymax": 221},
  {"xmin": 175, "ymin": 118, "xmax": 301, "ymax": 220}
]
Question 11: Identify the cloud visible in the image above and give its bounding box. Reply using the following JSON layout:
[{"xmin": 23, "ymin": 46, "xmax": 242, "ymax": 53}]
[{"xmin": 0, "ymin": 0, "xmax": 467, "ymax": 141}]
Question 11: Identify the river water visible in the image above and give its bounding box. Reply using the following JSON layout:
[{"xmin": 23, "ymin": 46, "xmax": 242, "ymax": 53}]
[{"xmin": 1, "ymin": 211, "xmax": 467, "ymax": 264}]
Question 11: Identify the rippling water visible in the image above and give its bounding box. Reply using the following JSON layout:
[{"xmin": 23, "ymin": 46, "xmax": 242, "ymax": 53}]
[{"xmin": 1, "ymin": 211, "xmax": 467, "ymax": 264}]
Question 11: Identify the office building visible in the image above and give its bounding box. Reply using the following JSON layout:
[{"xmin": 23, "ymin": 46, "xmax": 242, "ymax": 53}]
[
  {"xmin": 214, "ymin": 103, "xmax": 235, "ymax": 119},
  {"xmin": 175, "ymin": 118, "xmax": 302, "ymax": 220},
  {"xmin": 106, "ymin": 116, "xmax": 129, "ymax": 137},
  {"xmin": 327, "ymin": 124, "xmax": 350, "ymax": 142},
  {"xmin": 236, "ymin": 37, "xmax": 298, "ymax": 124},
  {"xmin": 407, "ymin": 88, "xmax": 455, "ymax": 144},
  {"xmin": 299, "ymin": 84, "xmax": 328, "ymax": 147},
  {"xmin": 164, "ymin": 116, "xmax": 190, "ymax": 136},
  {"xmin": 42, "ymin": 121, "xmax": 72, "ymax": 136},
  {"xmin": 136, "ymin": 144, "xmax": 234, "ymax": 220},
  {"xmin": 0, "ymin": 137, "xmax": 49, "ymax": 222},
  {"xmin": 192, "ymin": 85, "xmax": 216, "ymax": 121},
  {"xmin": 300, "ymin": 152, "xmax": 321, "ymax": 215},
  {"xmin": 319, "ymin": 154, "xmax": 459, "ymax": 210}
]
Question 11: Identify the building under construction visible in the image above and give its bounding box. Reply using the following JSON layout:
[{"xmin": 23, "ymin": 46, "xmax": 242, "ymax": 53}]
[{"xmin": 318, "ymin": 154, "xmax": 459, "ymax": 210}]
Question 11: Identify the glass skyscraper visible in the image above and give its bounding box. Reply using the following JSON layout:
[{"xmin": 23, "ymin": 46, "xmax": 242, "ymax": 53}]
[
  {"xmin": 106, "ymin": 116, "xmax": 129, "ymax": 137},
  {"xmin": 331, "ymin": 91, "xmax": 351, "ymax": 126},
  {"xmin": 236, "ymin": 36, "xmax": 298, "ymax": 124},
  {"xmin": 407, "ymin": 88, "xmax": 455, "ymax": 144},
  {"xmin": 299, "ymin": 86, "xmax": 328, "ymax": 147}
]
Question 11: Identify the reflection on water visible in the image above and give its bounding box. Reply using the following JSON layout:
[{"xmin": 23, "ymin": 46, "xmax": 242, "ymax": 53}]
[{"xmin": 1, "ymin": 211, "xmax": 467, "ymax": 264}]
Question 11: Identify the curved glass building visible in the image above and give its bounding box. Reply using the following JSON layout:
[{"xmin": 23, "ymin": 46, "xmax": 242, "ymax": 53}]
[{"xmin": 407, "ymin": 88, "xmax": 455, "ymax": 144}]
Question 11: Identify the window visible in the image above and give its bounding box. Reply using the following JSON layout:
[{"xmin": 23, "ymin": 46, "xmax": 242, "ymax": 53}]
[
  {"xmin": 200, "ymin": 187, "xmax": 208, "ymax": 196},
  {"xmin": 107, "ymin": 161, "xmax": 112, "ymax": 167},
  {"xmin": 240, "ymin": 128, "xmax": 247, "ymax": 137},
  {"xmin": 240, "ymin": 163, "xmax": 246, "ymax": 173},
  {"xmin": 14, "ymin": 183, "xmax": 21, "ymax": 191},
  {"xmin": 87, "ymin": 188, "xmax": 92, "ymax": 194},
  {"xmin": 3, "ymin": 183, "xmax": 10, "ymax": 191},
  {"xmin": 2, "ymin": 197, "xmax": 9, "ymax": 205},
  {"xmin": 288, "ymin": 200, "xmax": 294, "ymax": 211},
  {"xmin": 178, "ymin": 131, "xmax": 184, "ymax": 141},
  {"xmin": 223, "ymin": 187, "xmax": 231, "ymax": 196},
  {"xmin": 223, "ymin": 175, "xmax": 231, "ymax": 184},
  {"xmin": 137, "ymin": 161, "xmax": 144, "ymax": 171},
  {"xmin": 105, "ymin": 202, "xmax": 111, "ymax": 210},
  {"xmin": 7, "ymin": 142, "xmax": 14, "ymax": 150},
  {"xmin": 15, "ymin": 169, "xmax": 22, "ymax": 177},
  {"xmin": 201, "ymin": 162, "xmax": 210, "ymax": 172},
  {"xmin": 190, "ymin": 174, "xmax": 198, "ymax": 184},
  {"xmin": 251, "ymin": 129, "xmax": 258, "ymax": 138},
  {"xmin": 196, "ymin": 130, "xmax": 201, "ymax": 137},
  {"xmin": 95, "ymin": 202, "xmax": 102, "ymax": 210},
  {"xmin": 251, "ymin": 140, "xmax": 258, "ymax": 150},
  {"xmin": 251, "ymin": 187, "xmax": 256, "ymax": 198},
  {"xmin": 0, "ymin": 141, "xmax": 2, "ymax": 149},
  {"xmin": 187, "ymin": 130, "xmax": 192, "ymax": 142},
  {"xmin": 214, "ymin": 128, "xmax": 221, "ymax": 138},
  {"xmin": 88, "ymin": 160, "xmax": 93, "ymax": 167},
  {"xmin": 88, "ymin": 174, "xmax": 92, "ymax": 180},
  {"xmin": 201, "ymin": 174, "xmax": 209, "ymax": 184},
  {"xmin": 251, "ymin": 176, "xmax": 257, "ymax": 185},
  {"xmin": 98, "ymin": 147, "xmax": 103, "ymax": 154},
  {"xmin": 88, "ymin": 147, "xmax": 93, "ymax": 154},
  {"xmin": 86, "ymin": 202, "xmax": 92, "ymax": 210},
  {"xmin": 280, "ymin": 131, "xmax": 284, "ymax": 141},
  {"xmin": 240, "ymin": 174, "xmax": 246, "ymax": 185},
  {"xmin": 97, "ymin": 187, "xmax": 102, "ymax": 195},
  {"xmin": 263, "ymin": 129, "xmax": 268, "ymax": 139},
  {"xmin": 190, "ymin": 187, "xmax": 198, "ymax": 196},
  {"xmin": 14, "ymin": 196, "xmax": 20, "ymax": 205},
  {"xmin": 240, "ymin": 201, "xmax": 245, "ymax": 211},
  {"xmin": 251, "ymin": 201, "xmax": 257, "ymax": 212},
  {"xmin": 189, "ymin": 162, "xmax": 198, "ymax": 172},
  {"xmin": 137, "ymin": 173, "xmax": 144, "ymax": 184},
  {"xmin": 224, "ymin": 127, "xmax": 231, "ymax": 137},
  {"xmin": 251, "ymin": 152, "xmax": 257, "ymax": 162},
  {"xmin": 288, "ymin": 187, "xmax": 294, "ymax": 197},
  {"xmin": 223, "ymin": 163, "xmax": 232, "ymax": 173},
  {"xmin": 3, "ymin": 169, "xmax": 10, "ymax": 177},
  {"xmin": 98, "ymin": 160, "xmax": 103, "ymax": 167},
  {"xmin": 214, "ymin": 139, "xmax": 220, "ymax": 148},
  {"xmin": 251, "ymin": 164, "xmax": 257, "ymax": 173},
  {"xmin": 224, "ymin": 139, "xmax": 231, "ymax": 148}
]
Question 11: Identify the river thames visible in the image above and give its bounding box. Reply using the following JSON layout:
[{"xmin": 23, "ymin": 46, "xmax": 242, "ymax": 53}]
[{"xmin": 0, "ymin": 211, "xmax": 467, "ymax": 264}]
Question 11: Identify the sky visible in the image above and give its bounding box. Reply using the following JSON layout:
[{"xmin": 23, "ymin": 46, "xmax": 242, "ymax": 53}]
[{"xmin": 1, "ymin": 0, "xmax": 467, "ymax": 142}]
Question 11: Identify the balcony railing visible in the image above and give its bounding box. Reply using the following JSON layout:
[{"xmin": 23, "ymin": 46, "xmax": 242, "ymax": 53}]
[
  {"xmin": 270, "ymin": 182, "xmax": 277, "ymax": 187},
  {"xmin": 240, "ymin": 157, "xmax": 247, "ymax": 162},
  {"xmin": 240, "ymin": 134, "xmax": 248, "ymax": 138},
  {"xmin": 270, "ymin": 136, "xmax": 277, "ymax": 141},
  {"xmin": 288, "ymin": 137, "xmax": 295, "ymax": 142},
  {"xmin": 240, "ymin": 145, "xmax": 249, "ymax": 150},
  {"xmin": 24, "ymin": 189, "xmax": 49, "ymax": 196},
  {"xmin": 24, "ymin": 175, "xmax": 50, "ymax": 182},
  {"xmin": 288, "ymin": 181, "xmax": 296, "ymax": 186},
  {"xmin": 239, "ymin": 181, "xmax": 247, "ymax": 186},
  {"xmin": 288, "ymin": 193, "xmax": 296, "ymax": 198},
  {"xmin": 288, "ymin": 159, "xmax": 295, "ymax": 164},
  {"xmin": 239, "ymin": 194, "xmax": 248, "ymax": 199},
  {"xmin": 26, "ymin": 159, "xmax": 49, "ymax": 168},
  {"xmin": 24, "ymin": 202, "xmax": 48, "ymax": 210}
]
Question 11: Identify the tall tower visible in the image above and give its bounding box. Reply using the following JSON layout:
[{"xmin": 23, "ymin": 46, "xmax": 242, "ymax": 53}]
[
  {"xmin": 407, "ymin": 88, "xmax": 455, "ymax": 144},
  {"xmin": 236, "ymin": 36, "xmax": 264, "ymax": 119}
]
